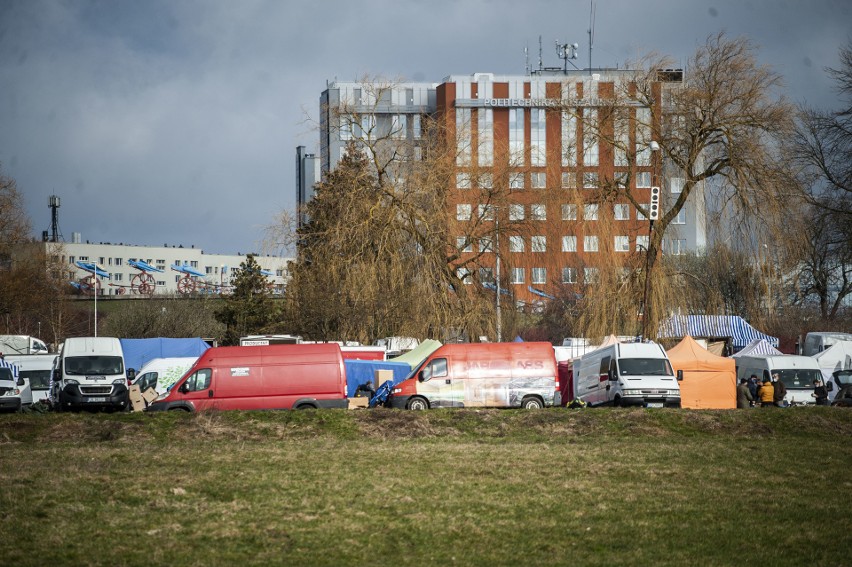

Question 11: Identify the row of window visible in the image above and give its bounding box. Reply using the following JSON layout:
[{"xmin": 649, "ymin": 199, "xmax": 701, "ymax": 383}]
[
  {"xmin": 456, "ymin": 235, "xmax": 688, "ymax": 255},
  {"xmin": 456, "ymin": 172, "xmax": 686, "ymax": 192},
  {"xmin": 455, "ymin": 203, "xmax": 687, "ymax": 224}
]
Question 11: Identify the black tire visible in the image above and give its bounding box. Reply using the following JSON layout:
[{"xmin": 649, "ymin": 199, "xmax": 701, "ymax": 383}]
[
  {"xmin": 296, "ymin": 404, "xmax": 317, "ymax": 410},
  {"xmin": 520, "ymin": 396, "xmax": 543, "ymax": 409},
  {"xmin": 406, "ymin": 397, "xmax": 429, "ymax": 410}
]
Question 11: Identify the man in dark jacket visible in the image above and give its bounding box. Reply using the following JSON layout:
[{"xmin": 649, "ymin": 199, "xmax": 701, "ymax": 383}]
[
  {"xmin": 736, "ymin": 378, "xmax": 754, "ymax": 409},
  {"xmin": 747, "ymin": 375, "xmax": 759, "ymax": 402},
  {"xmin": 772, "ymin": 372, "xmax": 787, "ymax": 407}
]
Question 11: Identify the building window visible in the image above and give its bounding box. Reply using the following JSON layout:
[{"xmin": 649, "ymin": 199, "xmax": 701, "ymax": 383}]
[
  {"xmin": 584, "ymin": 235, "xmax": 599, "ymax": 252},
  {"xmin": 673, "ymin": 209, "xmax": 686, "ymax": 225},
  {"xmin": 115, "ymin": 258, "xmax": 123, "ymax": 266},
  {"xmin": 392, "ymin": 114, "xmax": 407, "ymax": 139},
  {"xmin": 636, "ymin": 171, "xmax": 651, "ymax": 188},
  {"xmin": 531, "ymin": 108, "xmax": 546, "ymax": 166},
  {"xmin": 457, "ymin": 268, "xmax": 472, "ymax": 284},
  {"xmin": 478, "ymin": 172, "xmax": 493, "ymax": 189},
  {"xmin": 478, "ymin": 204, "xmax": 494, "ymax": 221},
  {"xmin": 69, "ymin": 256, "xmax": 75, "ymax": 264},
  {"xmin": 113, "ymin": 273, "xmax": 123, "ymax": 282},
  {"xmin": 615, "ymin": 172, "xmax": 629, "ymax": 189},
  {"xmin": 479, "ymin": 237, "xmax": 493, "ymax": 253},
  {"xmin": 190, "ymin": 261, "xmax": 198, "ymax": 268},
  {"xmin": 638, "ymin": 203, "xmax": 650, "ymax": 221},
  {"xmin": 509, "ymin": 204, "xmax": 525, "ymax": 221},
  {"xmin": 561, "ymin": 171, "xmax": 576, "ymax": 188},
  {"xmin": 636, "ymin": 107, "xmax": 652, "ymax": 166},
  {"xmin": 478, "ymin": 108, "xmax": 494, "ymax": 166},
  {"xmin": 509, "ymin": 172, "xmax": 524, "ymax": 190},
  {"xmin": 669, "ymin": 239, "xmax": 687, "ymax": 255},
  {"xmin": 614, "ymin": 236, "xmax": 630, "ymax": 252},
  {"xmin": 99, "ymin": 257, "xmax": 105, "ymax": 265},
  {"xmin": 79, "ymin": 256, "xmax": 89, "ymax": 262},
  {"xmin": 509, "ymin": 236, "xmax": 524, "ymax": 253},
  {"xmin": 511, "ymin": 267, "xmax": 525, "ymax": 284},
  {"xmin": 531, "ymin": 204, "xmax": 546, "ymax": 221},
  {"xmin": 457, "ymin": 108, "xmax": 472, "ymax": 166},
  {"xmin": 276, "ymin": 269, "xmax": 284, "ymax": 277},
  {"xmin": 582, "ymin": 108, "xmax": 599, "ymax": 166},
  {"xmin": 479, "ymin": 267, "xmax": 494, "ymax": 283},
  {"xmin": 636, "ymin": 235, "xmax": 650, "ymax": 251},
  {"xmin": 456, "ymin": 204, "xmax": 471, "ymax": 221},
  {"xmin": 531, "ymin": 236, "xmax": 547, "ymax": 252},
  {"xmin": 531, "ymin": 267, "xmax": 547, "ymax": 285},
  {"xmin": 509, "ymin": 108, "xmax": 525, "ymax": 163},
  {"xmin": 614, "ymin": 111, "xmax": 629, "ymax": 167},
  {"xmin": 413, "ymin": 114, "xmax": 422, "ymax": 139},
  {"xmin": 670, "ymin": 177, "xmax": 684, "ymax": 194},
  {"xmin": 583, "ymin": 172, "xmax": 598, "ymax": 188},
  {"xmin": 339, "ymin": 115, "xmax": 352, "ymax": 140},
  {"xmin": 457, "ymin": 172, "xmax": 471, "ymax": 189},
  {"xmin": 584, "ymin": 267, "xmax": 599, "ymax": 284},
  {"xmin": 530, "ymin": 172, "xmax": 546, "ymax": 189},
  {"xmin": 562, "ymin": 267, "xmax": 577, "ymax": 284},
  {"xmin": 562, "ymin": 111, "xmax": 577, "ymax": 166},
  {"xmin": 584, "ymin": 204, "xmax": 599, "ymax": 221},
  {"xmin": 562, "ymin": 235, "xmax": 577, "ymax": 252},
  {"xmin": 457, "ymin": 237, "xmax": 473, "ymax": 253},
  {"xmin": 562, "ymin": 204, "xmax": 577, "ymax": 221},
  {"xmin": 614, "ymin": 204, "xmax": 630, "ymax": 220},
  {"xmin": 206, "ymin": 266, "xmax": 214, "ymax": 274}
]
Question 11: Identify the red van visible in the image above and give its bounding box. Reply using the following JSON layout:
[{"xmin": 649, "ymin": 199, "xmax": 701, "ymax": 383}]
[
  {"xmin": 388, "ymin": 342, "xmax": 560, "ymax": 409},
  {"xmin": 147, "ymin": 343, "xmax": 347, "ymax": 412}
]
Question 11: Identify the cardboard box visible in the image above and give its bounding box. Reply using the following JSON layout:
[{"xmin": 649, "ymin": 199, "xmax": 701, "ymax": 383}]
[
  {"xmin": 142, "ymin": 387, "xmax": 159, "ymax": 404},
  {"xmin": 374, "ymin": 369, "xmax": 394, "ymax": 389},
  {"xmin": 348, "ymin": 397, "xmax": 370, "ymax": 409},
  {"xmin": 128, "ymin": 384, "xmax": 146, "ymax": 412}
]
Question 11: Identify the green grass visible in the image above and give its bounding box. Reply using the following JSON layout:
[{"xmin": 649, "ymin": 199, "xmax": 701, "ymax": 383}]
[{"xmin": 1, "ymin": 408, "xmax": 850, "ymax": 566}]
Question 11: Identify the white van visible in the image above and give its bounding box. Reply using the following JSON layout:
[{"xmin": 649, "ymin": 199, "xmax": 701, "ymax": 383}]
[
  {"xmin": 801, "ymin": 332, "xmax": 852, "ymax": 356},
  {"xmin": 0, "ymin": 361, "xmax": 32, "ymax": 412},
  {"xmin": 53, "ymin": 337, "xmax": 135, "ymax": 411},
  {"xmin": 132, "ymin": 357, "xmax": 198, "ymax": 396},
  {"xmin": 735, "ymin": 355, "xmax": 822, "ymax": 405},
  {"xmin": 4, "ymin": 354, "xmax": 56, "ymax": 404},
  {"xmin": 573, "ymin": 342, "xmax": 681, "ymax": 407}
]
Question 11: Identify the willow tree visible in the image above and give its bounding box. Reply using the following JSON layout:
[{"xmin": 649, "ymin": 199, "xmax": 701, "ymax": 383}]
[
  {"xmin": 278, "ymin": 79, "xmax": 528, "ymax": 343},
  {"xmin": 574, "ymin": 33, "xmax": 793, "ymax": 339}
]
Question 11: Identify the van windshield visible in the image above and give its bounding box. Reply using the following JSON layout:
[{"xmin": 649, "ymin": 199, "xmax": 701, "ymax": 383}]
[
  {"xmin": 619, "ymin": 358, "xmax": 673, "ymax": 376},
  {"xmin": 776, "ymin": 369, "xmax": 821, "ymax": 389},
  {"xmin": 65, "ymin": 356, "xmax": 124, "ymax": 376},
  {"xmin": 21, "ymin": 370, "xmax": 51, "ymax": 390}
]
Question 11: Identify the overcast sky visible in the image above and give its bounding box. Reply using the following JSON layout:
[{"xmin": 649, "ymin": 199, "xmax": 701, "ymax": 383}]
[{"xmin": 1, "ymin": 0, "xmax": 849, "ymax": 255}]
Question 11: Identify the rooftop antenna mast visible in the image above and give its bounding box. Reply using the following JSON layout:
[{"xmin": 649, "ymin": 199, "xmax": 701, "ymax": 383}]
[
  {"xmin": 588, "ymin": 0, "xmax": 596, "ymax": 73},
  {"xmin": 524, "ymin": 42, "xmax": 530, "ymax": 75},
  {"xmin": 556, "ymin": 40, "xmax": 579, "ymax": 72},
  {"xmin": 48, "ymin": 195, "xmax": 63, "ymax": 242}
]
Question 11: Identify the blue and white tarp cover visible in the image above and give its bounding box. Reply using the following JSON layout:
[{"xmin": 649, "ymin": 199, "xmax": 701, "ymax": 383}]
[
  {"xmin": 658, "ymin": 315, "xmax": 779, "ymax": 350},
  {"xmin": 344, "ymin": 359, "xmax": 411, "ymax": 398},
  {"xmin": 128, "ymin": 259, "xmax": 164, "ymax": 273},
  {"xmin": 120, "ymin": 338, "xmax": 210, "ymax": 373},
  {"xmin": 0, "ymin": 359, "xmax": 20, "ymax": 380},
  {"xmin": 731, "ymin": 339, "xmax": 783, "ymax": 358},
  {"xmin": 170, "ymin": 264, "xmax": 206, "ymax": 278}
]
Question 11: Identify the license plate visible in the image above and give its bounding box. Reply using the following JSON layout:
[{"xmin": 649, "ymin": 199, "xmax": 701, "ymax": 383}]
[
  {"xmin": 86, "ymin": 397, "xmax": 107, "ymax": 403},
  {"xmin": 647, "ymin": 402, "xmax": 664, "ymax": 408}
]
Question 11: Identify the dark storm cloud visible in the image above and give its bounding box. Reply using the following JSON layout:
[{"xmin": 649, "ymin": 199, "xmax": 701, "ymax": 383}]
[{"xmin": 1, "ymin": 0, "xmax": 849, "ymax": 254}]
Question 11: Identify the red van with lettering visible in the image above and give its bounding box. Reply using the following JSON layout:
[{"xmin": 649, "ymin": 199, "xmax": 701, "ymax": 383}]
[
  {"xmin": 147, "ymin": 343, "xmax": 347, "ymax": 412},
  {"xmin": 388, "ymin": 342, "xmax": 560, "ymax": 409}
]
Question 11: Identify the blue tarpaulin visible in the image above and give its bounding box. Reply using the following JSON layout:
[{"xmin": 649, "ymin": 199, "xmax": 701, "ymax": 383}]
[
  {"xmin": 658, "ymin": 316, "xmax": 779, "ymax": 351},
  {"xmin": 120, "ymin": 338, "xmax": 210, "ymax": 373},
  {"xmin": 344, "ymin": 359, "xmax": 411, "ymax": 398}
]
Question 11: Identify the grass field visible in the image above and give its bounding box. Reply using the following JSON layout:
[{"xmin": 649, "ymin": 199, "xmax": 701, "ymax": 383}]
[{"xmin": 1, "ymin": 407, "xmax": 850, "ymax": 566}]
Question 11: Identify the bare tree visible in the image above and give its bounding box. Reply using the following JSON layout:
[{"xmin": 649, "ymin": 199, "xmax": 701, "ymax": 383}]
[{"xmin": 0, "ymin": 165, "xmax": 32, "ymax": 262}]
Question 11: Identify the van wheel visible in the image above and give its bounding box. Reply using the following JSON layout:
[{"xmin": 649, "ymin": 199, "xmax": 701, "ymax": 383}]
[
  {"xmin": 406, "ymin": 397, "xmax": 429, "ymax": 410},
  {"xmin": 520, "ymin": 396, "xmax": 543, "ymax": 409},
  {"xmin": 296, "ymin": 404, "xmax": 317, "ymax": 410}
]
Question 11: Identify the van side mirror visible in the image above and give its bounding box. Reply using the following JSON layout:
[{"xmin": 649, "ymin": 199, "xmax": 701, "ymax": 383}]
[
  {"xmin": 126, "ymin": 368, "xmax": 136, "ymax": 380},
  {"xmin": 677, "ymin": 370, "xmax": 684, "ymax": 381},
  {"xmin": 608, "ymin": 369, "xmax": 617, "ymax": 381},
  {"xmin": 179, "ymin": 382, "xmax": 189, "ymax": 394},
  {"xmin": 418, "ymin": 371, "xmax": 425, "ymax": 383},
  {"xmin": 826, "ymin": 382, "xmax": 833, "ymax": 392}
]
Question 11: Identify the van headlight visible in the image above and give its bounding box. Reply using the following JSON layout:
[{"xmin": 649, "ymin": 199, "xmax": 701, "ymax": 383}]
[
  {"xmin": 622, "ymin": 389, "xmax": 641, "ymax": 396},
  {"xmin": 65, "ymin": 379, "xmax": 79, "ymax": 385},
  {"xmin": 112, "ymin": 379, "xmax": 125, "ymax": 385},
  {"xmin": 669, "ymin": 389, "xmax": 680, "ymax": 396}
]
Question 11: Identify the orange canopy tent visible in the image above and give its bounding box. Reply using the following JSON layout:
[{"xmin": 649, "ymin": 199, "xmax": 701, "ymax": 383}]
[{"xmin": 667, "ymin": 335, "xmax": 736, "ymax": 409}]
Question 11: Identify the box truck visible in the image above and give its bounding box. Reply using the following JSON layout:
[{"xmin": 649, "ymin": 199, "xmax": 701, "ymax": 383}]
[
  {"xmin": 573, "ymin": 342, "xmax": 681, "ymax": 407},
  {"xmin": 147, "ymin": 343, "xmax": 348, "ymax": 412},
  {"xmin": 388, "ymin": 342, "xmax": 560, "ymax": 409},
  {"xmin": 735, "ymin": 355, "xmax": 823, "ymax": 405},
  {"xmin": 0, "ymin": 335, "xmax": 49, "ymax": 355},
  {"xmin": 53, "ymin": 337, "xmax": 135, "ymax": 411}
]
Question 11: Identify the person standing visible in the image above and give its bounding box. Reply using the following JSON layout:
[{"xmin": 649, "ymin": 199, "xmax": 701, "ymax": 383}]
[
  {"xmin": 747, "ymin": 375, "xmax": 759, "ymax": 405},
  {"xmin": 736, "ymin": 378, "xmax": 754, "ymax": 409},
  {"xmin": 812, "ymin": 379, "xmax": 829, "ymax": 406},
  {"xmin": 759, "ymin": 378, "xmax": 775, "ymax": 407},
  {"xmin": 772, "ymin": 372, "xmax": 788, "ymax": 407}
]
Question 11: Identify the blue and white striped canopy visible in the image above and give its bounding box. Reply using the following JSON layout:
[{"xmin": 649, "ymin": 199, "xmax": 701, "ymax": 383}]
[
  {"xmin": 0, "ymin": 359, "xmax": 20, "ymax": 380},
  {"xmin": 658, "ymin": 315, "xmax": 779, "ymax": 349}
]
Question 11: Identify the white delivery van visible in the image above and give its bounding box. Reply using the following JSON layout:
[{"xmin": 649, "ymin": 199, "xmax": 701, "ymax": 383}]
[
  {"xmin": 735, "ymin": 355, "xmax": 823, "ymax": 405},
  {"xmin": 0, "ymin": 335, "xmax": 49, "ymax": 355},
  {"xmin": 801, "ymin": 332, "xmax": 852, "ymax": 356},
  {"xmin": 4, "ymin": 354, "xmax": 57, "ymax": 404},
  {"xmin": 0, "ymin": 361, "xmax": 32, "ymax": 412},
  {"xmin": 132, "ymin": 357, "xmax": 198, "ymax": 396},
  {"xmin": 53, "ymin": 337, "xmax": 135, "ymax": 412},
  {"xmin": 573, "ymin": 342, "xmax": 681, "ymax": 407}
]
